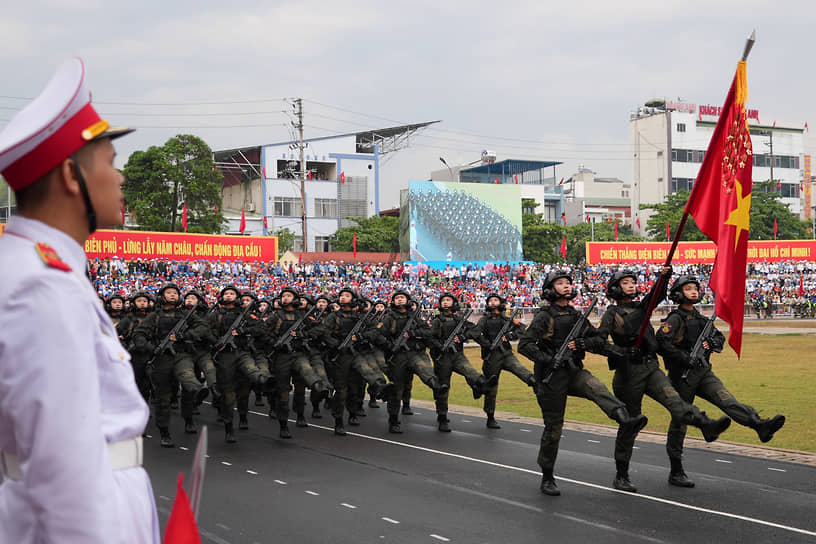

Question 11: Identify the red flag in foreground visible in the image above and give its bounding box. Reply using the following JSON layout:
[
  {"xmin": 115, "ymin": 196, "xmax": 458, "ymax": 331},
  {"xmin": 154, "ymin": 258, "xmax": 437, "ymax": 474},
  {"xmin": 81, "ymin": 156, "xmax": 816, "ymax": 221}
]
[
  {"xmin": 182, "ymin": 204, "xmax": 188, "ymax": 232},
  {"xmin": 559, "ymin": 236, "xmax": 567, "ymax": 259},
  {"xmin": 513, "ymin": 174, "xmax": 518, "ymax": 184},
  {"xmin": 352, "ymin": 233, "xmax": 357, "ymax": 257},
  {"xmin": 494, "ymin": 177, "xmax": 500, "ymax": 184},
  {"xmin": 685, "ymin": 60, "xmax": 754, "ymax": 356},
  {"xmin": 799, "ymin": 275, "xmax": 805, "ymax": 297},
  {"xmin": 163, "ymin": 474, "xmax": 201, "ymax": 544},
  {"xmin": 239, "ymin": 208, "xmax": 246, "ymax": 234}
]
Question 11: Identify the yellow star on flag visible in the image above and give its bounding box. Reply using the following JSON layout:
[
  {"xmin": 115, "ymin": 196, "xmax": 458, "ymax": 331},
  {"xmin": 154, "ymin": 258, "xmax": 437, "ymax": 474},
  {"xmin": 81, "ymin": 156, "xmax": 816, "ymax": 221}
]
[{"xmin": 723, "ymin": 179, "xmax": 751, "ymax": 251}]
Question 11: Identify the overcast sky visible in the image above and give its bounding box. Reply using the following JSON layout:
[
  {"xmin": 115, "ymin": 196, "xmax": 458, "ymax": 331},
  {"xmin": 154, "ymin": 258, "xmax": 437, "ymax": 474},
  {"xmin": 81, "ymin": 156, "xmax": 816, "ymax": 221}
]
[{"xmin": 2, "ymin": 0, "xmax": 814, "ymax": 209}]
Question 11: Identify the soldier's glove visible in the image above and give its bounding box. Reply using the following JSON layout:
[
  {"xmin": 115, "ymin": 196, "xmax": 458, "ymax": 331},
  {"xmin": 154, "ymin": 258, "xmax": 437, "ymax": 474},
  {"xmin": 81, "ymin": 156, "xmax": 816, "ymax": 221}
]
[
  {"xmin": 174, "ymin": 331, "xmax": 184, "ymax": 342},
  {"xmin": 573, "ymin": 337, "xmax": 587, "ymax": 351}
]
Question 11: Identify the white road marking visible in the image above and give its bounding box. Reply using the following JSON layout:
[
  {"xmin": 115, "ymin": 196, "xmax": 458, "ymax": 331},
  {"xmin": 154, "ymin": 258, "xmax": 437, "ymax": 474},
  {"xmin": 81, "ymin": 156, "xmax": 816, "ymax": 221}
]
[
  {"xmin": 159, "ymin": 495, "xmax": 170, "ymax": 501},
  {"xmin": 461, "ymin": 419, "xmax": 472, "ymax": 423},
  {"xmin": 243, "ymin": 410, "xmax": 816, "ymax": 538},
  {"xmin": 587, "ymin": 439, "xmax": 600, "ymax": 443},
  {"xmin": 306, "ymin": 490, "xmax": 320, "ymax": 496},
  {"xmin": 715, "ymin": 459, "xmax": 732, "ymax": 464},
  {"xmin": 215, "ymin": 523, "xmax": 230, "ymax": 531},
  {"xmin": 274, "ymin": 479, "xmax": 287, "ymax": 485},
  {"xmin": 246, "ymin": 470, "xmax": 258, "ymax": 475},
  {"xmin": 768, "ymin": 468, "xmax": 787, "ymax": 473},
  {"xmin": 221, "ymin": 461, "xmax": 232, "ymax": 466},
  {"xmin": 382, "ymin": 517, "xmax": 400, "ymax": 524},
  {"xmin": 520, "ymin": 429, "xmax": 531, "ymax": 432},
  {"xmin": 341, "ymin": 503, "xmax": 357, "ymax": 509},
  {"xmin": 430, "ymin": 534, "xmax": 450, "ymax": 542},
  {"xmin": 179, "ymin": 446, "xmax": 189, "ymax": 451},
  {"xmin": 145, "ymin": 434, "xmax": 153, "ymax": 439}
]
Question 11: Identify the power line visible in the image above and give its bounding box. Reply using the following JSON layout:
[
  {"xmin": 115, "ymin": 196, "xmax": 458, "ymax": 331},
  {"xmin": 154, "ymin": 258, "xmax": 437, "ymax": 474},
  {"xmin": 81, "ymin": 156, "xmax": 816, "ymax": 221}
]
[{"xmin": 0, "ymin": 95, "xmax": 287, "ymax": 107}]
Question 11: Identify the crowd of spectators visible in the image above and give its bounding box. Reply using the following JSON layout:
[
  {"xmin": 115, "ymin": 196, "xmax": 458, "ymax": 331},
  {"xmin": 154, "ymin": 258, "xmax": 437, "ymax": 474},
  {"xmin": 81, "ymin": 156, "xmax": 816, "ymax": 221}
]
[{"xmin": 90, "ymin": 258, "xmax": 816, "ymax": 317}]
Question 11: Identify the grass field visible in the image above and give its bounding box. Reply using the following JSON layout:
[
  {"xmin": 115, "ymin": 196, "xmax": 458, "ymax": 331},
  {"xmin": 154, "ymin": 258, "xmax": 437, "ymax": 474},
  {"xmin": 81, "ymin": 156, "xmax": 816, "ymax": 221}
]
[{"xmin": 408, "ymin": 330, "xmax": 816, "ymax": 453}]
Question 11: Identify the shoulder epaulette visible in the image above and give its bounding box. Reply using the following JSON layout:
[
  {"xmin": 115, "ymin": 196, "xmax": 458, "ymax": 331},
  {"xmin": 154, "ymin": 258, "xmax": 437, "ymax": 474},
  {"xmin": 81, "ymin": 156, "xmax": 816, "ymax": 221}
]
[{"xmin": 35, "ymin": 242, "xmax": 72, "ymax": 272}]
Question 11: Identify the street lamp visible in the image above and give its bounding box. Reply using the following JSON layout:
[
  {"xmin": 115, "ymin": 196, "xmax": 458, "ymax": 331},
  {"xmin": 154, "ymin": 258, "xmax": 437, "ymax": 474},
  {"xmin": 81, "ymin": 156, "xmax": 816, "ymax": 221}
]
[{"xmin": 439, "ymin": 157, "xmax": 457, "ymax": 182}]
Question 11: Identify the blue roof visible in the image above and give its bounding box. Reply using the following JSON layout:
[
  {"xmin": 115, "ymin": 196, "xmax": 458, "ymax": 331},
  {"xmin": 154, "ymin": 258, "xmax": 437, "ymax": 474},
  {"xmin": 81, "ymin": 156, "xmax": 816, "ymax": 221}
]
[{"xmin": 464, "ymin": 159, "xmax": 562, "ymax": 175}]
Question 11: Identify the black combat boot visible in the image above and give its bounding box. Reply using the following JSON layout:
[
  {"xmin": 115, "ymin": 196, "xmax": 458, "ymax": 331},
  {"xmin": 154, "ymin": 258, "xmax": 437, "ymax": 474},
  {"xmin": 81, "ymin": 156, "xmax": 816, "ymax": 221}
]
[
  {"xmin": 401, "ymin": 403, "xmax": 414, "ymax": 416},
  {"xmin": 311, "ymin": 381, "xmax": 329, "ymax": 403},
  {"xmin": 540, "ymin": 469, "xmax": 560, "ymax": 496},
  {"xmin": 311, "ymin": 401, "xmax": 322, "ymax": 419},
  {"xmin": 611, "ymin": 407, "xmax": 649, "ymax": 436},
  {"xmin": 296, "ymin": 411, "xmax": 308, "ymax": 428},
  {"xmin": 254, "ymin": 392, "xmax": 265, "ymax": 406},
  {"xmin": 195, "ymin": 386, "xmax": 209, "ymax": 406},
  {"xmin": 668, "ymin": 458, "xmax": 695, "ymax": 488},
  {"xmin": 427, "ymin": 376, "xmax": 449, "ymax": 397},
  {"xmin": 334, "ymin": 417, "xmax": 347, "ymax": 436},
  {"xmin": 225, "ymin": 422, "xmax": 236, "ymax": 443},
  {"xmin": 159, "ymin": 427, "xmax": 174, "ymax": 448},
  {"xmin": 372, "ymin": 380, "xmax": 395, "ymax": 401},
  {"xmin": 696, "ymin": 412, "xmax": 732, "ymax": 442},
  {"xmin": 437, "ymin": 415, "xmax": 451, "ymax": 433},
  {"xmin": 388, "ymin": 414, "xmax": 403, "ymax": 434},
  {"xmin": 279, "ymin": 420, "xmax": 292, "ymax": 439},
  {"xmin": 184, "ymin": 417, "xmax": 197, "ymax": 434},
  {"xmin": 239, "ymin": 414, "xmax": 249, "ymax": 430},
  {"xmin": 486, "ymin": 413, "xmax": 501, "ymax": 429},
  {"xmin": 525, "ymin": 374, "xmax": 538, "ymax": 394},
  {"xmin": 369, "ymin": 394, "xmax": 379, "ymax": 408},
  {"xmin": 268, "ymin": 407, "xmax": 277, "ymax": 420},
  {"xmin": 613, "ymin": 461, "xmax": 637, "ymax": 493},
  {"xmin": 754, "ymin": 414, "xmax": 785, "ymax": 443},
  {"xmin": 348, "ymin": 414, "xmax": 360, "ymax": 426}
]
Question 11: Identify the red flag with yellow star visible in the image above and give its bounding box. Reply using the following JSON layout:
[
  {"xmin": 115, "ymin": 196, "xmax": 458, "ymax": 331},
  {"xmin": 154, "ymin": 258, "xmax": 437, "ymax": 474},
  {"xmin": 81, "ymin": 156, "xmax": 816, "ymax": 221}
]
[{"xmin": 685, "ymin": 60, "xmax": 753, "ymax": 356}]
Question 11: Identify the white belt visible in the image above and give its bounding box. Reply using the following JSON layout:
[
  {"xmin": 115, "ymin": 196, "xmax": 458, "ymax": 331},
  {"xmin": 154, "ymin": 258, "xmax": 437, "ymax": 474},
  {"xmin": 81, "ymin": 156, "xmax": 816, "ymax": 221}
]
[{"xmin": 0, "ymin": 437, "xmax": 143, "ymax": 481}]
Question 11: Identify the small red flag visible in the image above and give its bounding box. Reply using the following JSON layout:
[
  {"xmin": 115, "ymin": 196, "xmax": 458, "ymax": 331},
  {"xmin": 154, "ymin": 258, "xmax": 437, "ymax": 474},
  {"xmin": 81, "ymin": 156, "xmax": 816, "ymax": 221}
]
[
  {"xmin": 777, "ymin": 180, "xmax": 782, "ymax": 191},
  {"xmin": 666, "ymin": 219, "xmax": 671, "ymax": 241},
  {"xmin": 494, "ymin": 177, "xmax": 499, "ymax": 184},
  {"xmin": 772, "ymin": 121, "xmax": 776, "ymax": 128},
  {"xmin": 352, "ymin": 233, "xmax": 357, "ymax": 257},
  {"xmin": 559, "ymin": 236, "xmax": 567, "ymax": 259},
  {"xmin": 685, "ymin": 60, "xmax": 754, "ymax": 356},
  {"xmin": 805, "ymin": 122, "xmax": 809, "ymax": 133},
  {"xmin": 121, "ymin": 200, "xmax": 125, "ymax": 226},
  {"xmin": 773, "ymin": 217, "xmax": 778, "ymax": 239},
  {"xmin": 585, "ymin": 214, "xmax": 590, "ymax": 223},
  {"xmin": 558, "ymin": 177, "xmax": 565, "ymax": 185},
  {"xmin": 263, "ymin": 216, "xmax": 268, "ymax": 229},
  {"xmin": 239, "ymin": 208, "xmax": 246, "ymax": 234},
  {"xmin": 636, "ymin": 217, "xmax": 641, "ymax": 229},
  {"xmin": 307, "ymin": 171, "xmax": 312, "ymax": 180},
  {"xmin": 513, "ymin": 174, "xmax": 518, "ymax": 184},
  {"xmin": 614, "ymin": 220, "xmax": 619, "ymax": 241},
  {"xmin": 262, "ymin": 167, "xmax": 266, "ymax": 178},
  {"xmin": 163, "ymin": 474, "xmax": 202, "ymax": 544},
  {"xmin": 340, "ymin": 172, "xmax": 345, "ymax": 184},
  {"xmin": 182, "ymin": 204, "xmax": 188, "ymax": 232},
  {"xmin": 214, "ymin": 204, "xmax": 219, "ymax": 214}
]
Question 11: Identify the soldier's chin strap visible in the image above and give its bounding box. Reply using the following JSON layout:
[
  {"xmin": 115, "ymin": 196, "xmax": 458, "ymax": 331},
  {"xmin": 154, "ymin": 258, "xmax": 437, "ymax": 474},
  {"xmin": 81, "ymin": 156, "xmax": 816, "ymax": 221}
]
[{"xmin": 71, "ymin": 153, "xmax": 97, "ymax": 233}]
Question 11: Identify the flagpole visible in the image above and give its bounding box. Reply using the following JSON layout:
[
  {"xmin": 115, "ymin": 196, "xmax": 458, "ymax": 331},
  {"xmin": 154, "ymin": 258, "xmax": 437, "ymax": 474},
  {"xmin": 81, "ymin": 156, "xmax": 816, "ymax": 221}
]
[{"xmin": 635, "ymin": 30, "xmax": 756, "ymax": 348}]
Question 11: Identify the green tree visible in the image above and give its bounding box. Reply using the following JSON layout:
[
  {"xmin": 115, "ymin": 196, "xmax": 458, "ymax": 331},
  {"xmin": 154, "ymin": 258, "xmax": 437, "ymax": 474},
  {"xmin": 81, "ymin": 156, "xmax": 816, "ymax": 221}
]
[
  {"xmin": 123, "ymin": 134, "xmax": 224, "ymax": 233},
  {"xmin": 273, "ymin": 227, "xmax": 295, "ymax": 253},
  {"xmin": 640, "ymin": 190, "xmax": 705, "ymax": 241},
  {"xmin": 331, "ymin": 215, "xmax": 399, "ymax": 252}
]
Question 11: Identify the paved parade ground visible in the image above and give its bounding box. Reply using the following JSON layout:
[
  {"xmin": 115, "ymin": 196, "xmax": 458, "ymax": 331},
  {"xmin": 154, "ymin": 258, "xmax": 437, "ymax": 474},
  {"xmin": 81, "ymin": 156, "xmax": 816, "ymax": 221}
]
[{"xmin": 145, "ymin": 399, "xmax": 816, "ymax": 544}]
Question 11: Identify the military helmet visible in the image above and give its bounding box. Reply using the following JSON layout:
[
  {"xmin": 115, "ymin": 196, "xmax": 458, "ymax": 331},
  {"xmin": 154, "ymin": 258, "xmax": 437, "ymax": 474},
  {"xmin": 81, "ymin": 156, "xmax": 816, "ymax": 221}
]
[
  {"xmin": 218, "ymin": 284, "xmax": 241, "ymax": 303},
  {"xmin": 105, "ymin": 293, "xmax": 125, "ymax": 312},
  {"xmin": 485, "ymin": 292, "xmax": 506, "ymax": 311},
  {"xmin": 338, "ymin": 286, "xmax": 359, "ymax": 307},
  {"xmin": 606, "ymin": 269, "xmax": 638, "ymax": 301},
  {"xmin": 669, "ymin": 275, "xmax": 701, "ymax": 304},
  {"xmin": 390, "ymin": 289, "xmax": 411, "ymax": 308},
  {"xmin": 438, "ymin": 292, "xmax": 460, "ymax": 312},
  {"xmin": 279, "ymin": 286, "xmax": 301, "ymax": 306},
  {"xmin": 299, "ymin": 292, "xmax": 315, "ymax": 306},
  {"xmin": 158, "ymin": 283, "xmax": 182, "ymax": 306},
  {"xmin": 541, "ymin": 269, "xmax": 576, "ymax": 302}
]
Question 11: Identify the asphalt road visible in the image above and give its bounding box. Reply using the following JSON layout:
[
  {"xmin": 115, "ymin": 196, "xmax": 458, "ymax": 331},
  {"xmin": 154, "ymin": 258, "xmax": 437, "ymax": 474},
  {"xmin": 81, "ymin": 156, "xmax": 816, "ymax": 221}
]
[{"xmin": 145, "ymin": 398, "xmax": 816, "ymax": 544}]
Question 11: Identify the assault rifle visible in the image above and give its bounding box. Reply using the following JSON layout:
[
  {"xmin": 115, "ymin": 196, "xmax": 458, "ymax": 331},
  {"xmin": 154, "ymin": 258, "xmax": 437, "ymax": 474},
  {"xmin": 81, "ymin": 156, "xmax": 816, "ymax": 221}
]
[
  {"xmin": 271, "ymin": 306, "xmax": 317, "ymax": 354},
  {"xmin": 390, "ymin": 305, "xmax": 423, "ymax": 353},
  {"xmin": 441, "ymin": 309, "xmax": 474, "ymax": 352},
  {"xmin": 488, "ymin": 309, "xmax": 521, "ymax": 352},
  {"xmin": 541, "ymin": 299, "xmax": 597, "ymax": 385},
  {"xmin": 681, "ymin": 314, "xmax": 718, "ymax": 382},
  {"xmin": 211, "ymin": 302, "xmax": 254, "ymax": 356},
  {"xmin": 146, "ymin": 306, "xmax": 197, "ymax": 367},
  {"xmin": 335, "ymin": 305, "xmax": 376, "ymax": 357}
]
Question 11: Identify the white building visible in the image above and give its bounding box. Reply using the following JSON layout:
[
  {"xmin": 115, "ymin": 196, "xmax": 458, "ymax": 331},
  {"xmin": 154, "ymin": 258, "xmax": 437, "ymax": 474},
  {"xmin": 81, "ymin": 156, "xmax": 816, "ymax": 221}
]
[
  {"xmin": 630, "ymin": 100, "xmax": 807, "ymax": 234},
  {"xmin": 215, "ymin": 123, "xmax": 434, "ymax": 249}
]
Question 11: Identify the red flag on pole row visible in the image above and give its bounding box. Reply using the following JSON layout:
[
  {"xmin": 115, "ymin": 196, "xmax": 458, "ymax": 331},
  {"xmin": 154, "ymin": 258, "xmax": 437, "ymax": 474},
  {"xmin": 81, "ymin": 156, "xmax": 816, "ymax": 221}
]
[
  {"xmin": 514, "ymin": 174, "xmax": 518, "ymax": 184},
  {"xmin": 559, "ymin": 236, "xmax": 567, "ymax": 259},
  {"xmin": 585, "ymin": 214, "xmax": 590, "ymax": 223},
  {"xmin": 340, "ymin": 171, "xmax": 346, "ymax": 184},
  {"xmin": 805, "ymin": 122, "xmax": 809, "ymax": 133},
  {"xmin": 307, "ymin": 171, "xmax": 312, "ymax": 180},
  {"xmin": 182, "ymin": 204, "xmax": 188, "ymax": 232},
  {"xmin": 494, "ymin": 177, "xmax": 500, "ymax": 184},
  {"xmin": 262, "ymin": 167, "xmax": 266, "ymax": 178},
  {"xmin": 214, "ymin": 204, "xmax": 219, "ymax": 214},
  {"xmin": 614, "ymin": 220, "xmax": 619, "ymax": 241},
  {"xmin": 558, "ymin": 177, "xmax": 565, "ymax": 185},
  {"xmin": 263, "ymin": 216, "xmax": 268, "ymax": 230},
  {"xmin": 239, "ymin": 208, "xmax": 246, "ymax": 234},
  {"xmin": 352, "ymin": 233, "xmax": 357, "ymax": 257},
  {"xmin": 162, "ymin": 474, "xmax": 201, "ymax": 544},
  {"xmin": 685, "ymin": 59, "xmax": 754, "ymax": 356},
  {"xmin": 666, "ymin": 220, "xmax": 670, "ymax": 241},
  {"xmin": 636, "ymin": 217, "xmax": 641, "ymax": 229},
  {"xmin": 773, "ymin": 217, "xmax": 778, "ymax": 239}
]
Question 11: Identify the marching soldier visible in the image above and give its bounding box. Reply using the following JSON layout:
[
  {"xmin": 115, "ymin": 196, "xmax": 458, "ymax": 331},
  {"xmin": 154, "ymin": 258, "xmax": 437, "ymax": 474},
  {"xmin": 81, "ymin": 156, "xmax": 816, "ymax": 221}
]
[
  {"xmin": 207, "ymin": 285, "xmax": 274, "ymax": 443},
  {"xmin": 366, "ymin": 300, "xmax": 389, "ymax": 408},
  {"xmin": 518, "ymin": 270, "xmax": 648, "ymax": 496},
  {"xmin": 117, "ymin": 291, "xmax": 154, "ymax": 403},
  {"xmin": 657, "ymin": 275, "xmax": 786, "ymax": 487},
  {"xmin": 179, "ymin": 290, "xmax": 219, "ymax": 434},
  {"xmin": 471, "ymin": 293, "xmax": 537, "ymax": 429},
  {"xmin": 132, "ymin": 283, "xmax": 209, "ymax": 447},
  {"xmin": 295, "ymin": 293, "xmax": 334, "ymax": 421},
  {"xmin": 377, "ymin": 290, "xmax": 449, "ymax": 434},
  {"xmin": 263, "ymin": 287, "xmax": 329, "ymax": 438},
  {"xmin": 428, "ymin": 292, "xmax": 496, "ymax": 432},
  {"xmin": 105, "ymin": 293, "xmax": 126, "ymax": 326},
  {"xmin": 596, "ymin": 267, "xmax": 732, "ymax": 493}
]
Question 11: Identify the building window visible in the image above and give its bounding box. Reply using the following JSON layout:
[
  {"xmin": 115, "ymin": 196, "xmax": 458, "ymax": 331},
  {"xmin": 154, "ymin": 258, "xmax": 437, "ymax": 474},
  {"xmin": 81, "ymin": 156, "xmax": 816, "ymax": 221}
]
[
  {"xmin": 671, "ymin": 149, "xmax": 678, "ymax": 162},
  {"xmin": 671, "ymin": 177, "xmax": 695, "ymax": 194},
  {"xmin": 273, "ymin": 197, "xmax": 302, "ymax": 217},
  {"xmin": 314, "ymin": 198, "xmax": 337, "ymax": 217},
  {"xmin": 314, "ymin": 236, "xmax": 331, "ymax": 251},
  {"xmin": 293, "ymin": 236, "xmax": 304, "ymax": 252},
  {"xmin": 677, "ymin": 123, "xmax": 686, "ymax": 133},
  {"xmin": 686, "ymin": 150, "xmax": 694, "ymax": 162}
]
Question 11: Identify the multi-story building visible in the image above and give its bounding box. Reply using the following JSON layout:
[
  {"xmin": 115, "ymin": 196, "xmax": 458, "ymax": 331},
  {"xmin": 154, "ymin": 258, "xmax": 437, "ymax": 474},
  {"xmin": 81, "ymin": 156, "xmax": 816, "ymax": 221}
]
[{"xmin": 630, "ymin": 100, "xmax": 807, "ymax": 234}]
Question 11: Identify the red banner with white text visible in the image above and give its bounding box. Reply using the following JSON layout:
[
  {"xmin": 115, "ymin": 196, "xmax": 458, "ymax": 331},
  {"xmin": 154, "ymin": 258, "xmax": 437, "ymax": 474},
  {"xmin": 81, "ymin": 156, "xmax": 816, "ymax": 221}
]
[{"xmin": 586, "ymin": 240, "xmax": 816, "ymax": 265}]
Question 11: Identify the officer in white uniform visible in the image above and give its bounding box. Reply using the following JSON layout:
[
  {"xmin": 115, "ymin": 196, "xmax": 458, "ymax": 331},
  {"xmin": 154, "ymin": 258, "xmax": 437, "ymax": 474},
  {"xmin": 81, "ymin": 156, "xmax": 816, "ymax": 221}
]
[{"xmin": 0, "ymin": 59, "xmax": 160, "ymax": 542}]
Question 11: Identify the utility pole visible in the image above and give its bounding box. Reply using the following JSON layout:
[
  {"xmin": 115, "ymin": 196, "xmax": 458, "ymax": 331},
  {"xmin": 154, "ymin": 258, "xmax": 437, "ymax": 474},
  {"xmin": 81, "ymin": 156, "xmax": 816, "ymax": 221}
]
[{"xmin": 293, "ymin": 98, "xmax": 308, "ymax": 251}]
